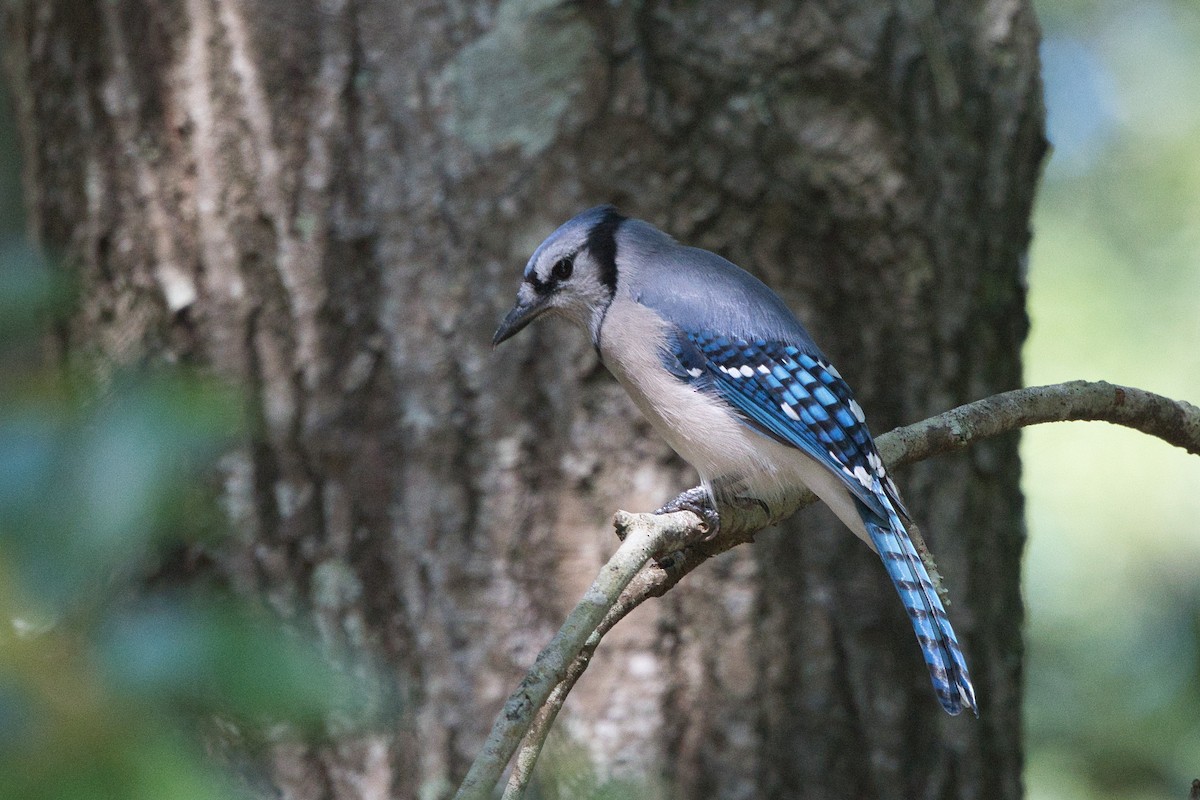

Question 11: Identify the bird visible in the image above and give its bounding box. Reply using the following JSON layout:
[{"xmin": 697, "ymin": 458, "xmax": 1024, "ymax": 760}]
[{"xmin": 492, "ymin": 205, "xmax": 977, "ymax": 716}]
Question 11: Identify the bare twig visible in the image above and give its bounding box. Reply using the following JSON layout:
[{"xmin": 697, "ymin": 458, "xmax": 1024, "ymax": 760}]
[
  {"xmin": 460, "ymin": 380, "xmax": 1200, "ymax": 799},
  {"xmin": 454, "ymin": 510, "xmax": 703, "ymax": 800},
  {"xmin": 877, "ymin": 380, "xmax": 1200, "ymax": 466},
  {"xmin": 501, "ymin": 629, "xmax": 597, "ymax": 800}
]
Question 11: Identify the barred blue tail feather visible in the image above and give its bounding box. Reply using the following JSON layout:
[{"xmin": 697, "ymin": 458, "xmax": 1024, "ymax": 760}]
[{"xmin": 859, "ymin": 500, "xmax": 977, "ymax": 716}]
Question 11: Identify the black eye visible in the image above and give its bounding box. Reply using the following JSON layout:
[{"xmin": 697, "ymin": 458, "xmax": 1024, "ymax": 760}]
[{"xmin": 551, "ymin": 256, "xmax": 574, "ymax": 282}]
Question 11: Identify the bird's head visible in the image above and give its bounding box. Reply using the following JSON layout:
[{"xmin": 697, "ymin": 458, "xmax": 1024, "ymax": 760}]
[{"xmin": 493, "ymin": 205, "xmax": 626, "ymax": 346}]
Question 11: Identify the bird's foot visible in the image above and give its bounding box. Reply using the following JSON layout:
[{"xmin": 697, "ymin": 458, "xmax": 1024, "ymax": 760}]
[{"xmin": 655, "ymin": 486, "xmax": 721, "ymax": 541}]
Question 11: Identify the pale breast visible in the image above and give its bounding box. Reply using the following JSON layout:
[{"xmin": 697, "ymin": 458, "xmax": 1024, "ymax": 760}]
[{"xmin": 598, "ymin": 300, "xmax": 778, "ymax": 484}]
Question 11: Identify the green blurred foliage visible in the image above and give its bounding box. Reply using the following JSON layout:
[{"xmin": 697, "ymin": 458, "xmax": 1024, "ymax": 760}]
[
  {"xmin": 0, "ymin": 221, "xmax": 360, "ymax": 797},
  {"xmin": 524, "ymin": 734, "xmax": 661, "ymax": 800},
  {"xmin": 1025, "ymin": 1, "xmax": 1200, "ymax": 797}
]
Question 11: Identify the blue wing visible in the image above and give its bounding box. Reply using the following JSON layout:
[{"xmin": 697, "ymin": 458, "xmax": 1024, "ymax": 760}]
[
  {"xmin": 664, "ymin": 328, "xmax": 977, "ymax": 715},
  {"xmin": 665, "ymin": 329, "xmax": 895, "ymax": 517}
]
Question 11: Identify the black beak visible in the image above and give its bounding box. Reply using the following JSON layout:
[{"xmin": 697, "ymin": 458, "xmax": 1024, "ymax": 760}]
[{"xmin": 492, "ymin": 296, "xmax": 550, "ymax": 346}]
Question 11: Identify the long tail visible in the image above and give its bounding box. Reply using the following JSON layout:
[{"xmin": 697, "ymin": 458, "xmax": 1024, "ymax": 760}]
[{"xmin": 859, "ymin": 501, "xmax": 977, "ymax": 716}]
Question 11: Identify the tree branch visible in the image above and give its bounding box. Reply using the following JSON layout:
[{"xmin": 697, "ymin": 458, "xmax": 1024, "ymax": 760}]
[
  {"xmin": 453, "ymin": 510, "xmax": 704, "ymax": 800},
  {"xmin": 458, "ymin": 380, "xmax": 1200, "ymax": 799},
  {"xmin": 878, "ymin": 380, "xmax": 1200, "ymax": 466}
]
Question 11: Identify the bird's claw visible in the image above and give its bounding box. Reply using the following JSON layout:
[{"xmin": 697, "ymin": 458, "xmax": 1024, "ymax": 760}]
[{"xmin": 655, "ymin": 487, "xmax": 721, "ymax": 541}]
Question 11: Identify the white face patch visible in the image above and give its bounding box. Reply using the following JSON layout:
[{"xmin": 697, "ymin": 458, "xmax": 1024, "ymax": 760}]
[{"xmin": 848, "ymin": 399, "xmax": 866, "ymax": 423}]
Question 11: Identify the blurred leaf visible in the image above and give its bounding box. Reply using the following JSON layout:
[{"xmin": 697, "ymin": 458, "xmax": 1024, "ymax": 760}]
[
  {"xmin": 0, "ymin": 237, "xmax": 69, "ymax": 343},
  {"xmin": 0, "ymin": 715, "xmax": 240, "ymax": 800},
  {"xmin": 0, "ymin": 372, "xmax": 236, "ymax": 613},
  {"xmin": 0, "ymin": 226, "xmax": 366, "ymax": 800},
  {"xmin": 97, "ymin": 594, "xmax": 359, "ymax": 731}
]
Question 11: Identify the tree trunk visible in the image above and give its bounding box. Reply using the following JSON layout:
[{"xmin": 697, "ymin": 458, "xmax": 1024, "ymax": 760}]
[{"xmin": 3, "ymin": 1, "xmax": 1044, "ymax": 797}]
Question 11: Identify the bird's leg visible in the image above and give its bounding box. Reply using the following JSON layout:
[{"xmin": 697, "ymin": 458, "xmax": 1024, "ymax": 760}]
[{"xmin": 655, "ymin": 485, "xmax": 721, "ymax": 541}]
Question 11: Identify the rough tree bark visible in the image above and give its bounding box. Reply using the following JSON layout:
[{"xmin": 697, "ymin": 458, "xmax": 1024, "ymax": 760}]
[{"xmin": 3, "ymin": 1, "xmax": 1044, "ymax": 798}]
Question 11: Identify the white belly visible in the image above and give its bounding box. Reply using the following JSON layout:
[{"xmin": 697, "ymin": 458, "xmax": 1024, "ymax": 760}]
[{"xmin": 598, "ymin": 300, "xmax": 872, "ymax": 545}]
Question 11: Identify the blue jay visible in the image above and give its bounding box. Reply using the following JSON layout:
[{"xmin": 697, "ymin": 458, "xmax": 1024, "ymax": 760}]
[{"xmin": 493, "ymin": 205, "xmax": 977, "ymax": 716}]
